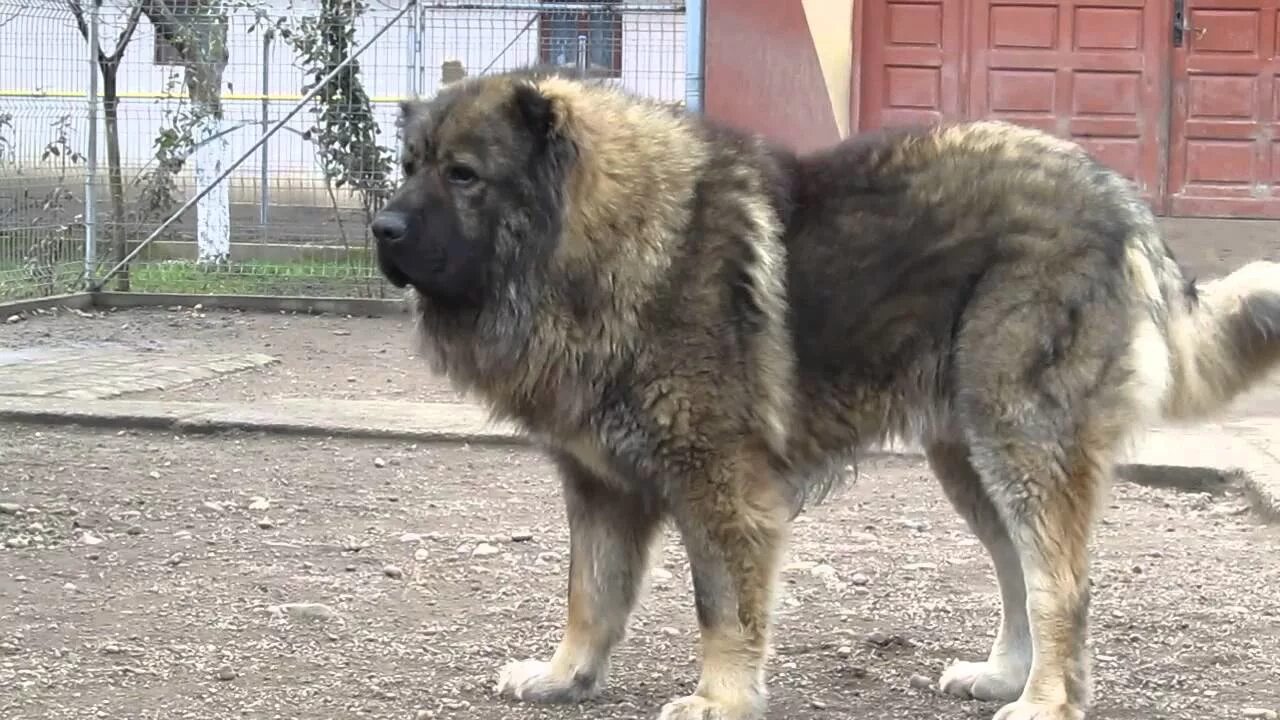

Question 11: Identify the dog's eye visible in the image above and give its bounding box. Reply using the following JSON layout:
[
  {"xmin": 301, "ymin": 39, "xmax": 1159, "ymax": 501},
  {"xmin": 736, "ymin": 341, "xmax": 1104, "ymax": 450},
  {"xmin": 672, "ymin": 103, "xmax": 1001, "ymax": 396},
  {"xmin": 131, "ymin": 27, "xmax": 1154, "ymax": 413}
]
[
  {"xmin": 446, "ymin": 164, "xmax": 479, "ymax": 186},
  {"xmin": 402, "ymin": 160, "xmax": 416, "ymax": 176}
]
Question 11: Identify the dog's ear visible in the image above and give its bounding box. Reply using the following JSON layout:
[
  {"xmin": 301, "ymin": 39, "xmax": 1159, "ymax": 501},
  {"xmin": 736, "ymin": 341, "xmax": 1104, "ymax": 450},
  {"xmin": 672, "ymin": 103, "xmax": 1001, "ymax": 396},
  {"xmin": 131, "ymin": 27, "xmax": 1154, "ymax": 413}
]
[
  {"xmin": 398, "ymin": 99, "xmax": 428, "ymax": 130},
  {"xmin": 512, "ymin": 82, "xmax": 567, "ymax": 140}
]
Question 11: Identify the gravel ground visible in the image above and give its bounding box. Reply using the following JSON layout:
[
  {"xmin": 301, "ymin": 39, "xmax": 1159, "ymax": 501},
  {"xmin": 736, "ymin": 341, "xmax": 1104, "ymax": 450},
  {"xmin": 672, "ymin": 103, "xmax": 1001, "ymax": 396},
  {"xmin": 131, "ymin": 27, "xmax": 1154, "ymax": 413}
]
[{"xmin": 0, "ymin": 426, "xmax": 1277, "ymax": 720}]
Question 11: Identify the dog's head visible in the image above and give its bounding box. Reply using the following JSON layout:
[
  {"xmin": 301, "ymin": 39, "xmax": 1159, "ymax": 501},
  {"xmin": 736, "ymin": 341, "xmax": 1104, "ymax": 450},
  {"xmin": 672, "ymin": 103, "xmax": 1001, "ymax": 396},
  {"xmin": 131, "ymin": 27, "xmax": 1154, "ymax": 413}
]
[{"xmin": 371, "ymin": 70, "xmax": 579, "ymax": 310}]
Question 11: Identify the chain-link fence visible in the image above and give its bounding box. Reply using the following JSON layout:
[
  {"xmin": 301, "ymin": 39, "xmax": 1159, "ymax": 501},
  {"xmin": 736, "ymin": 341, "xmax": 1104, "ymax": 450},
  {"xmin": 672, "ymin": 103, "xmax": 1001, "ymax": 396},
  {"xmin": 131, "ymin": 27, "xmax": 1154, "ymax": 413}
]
[{"xmin": 0, "ymin": 0, "xmax": 692, "ymax": 302}]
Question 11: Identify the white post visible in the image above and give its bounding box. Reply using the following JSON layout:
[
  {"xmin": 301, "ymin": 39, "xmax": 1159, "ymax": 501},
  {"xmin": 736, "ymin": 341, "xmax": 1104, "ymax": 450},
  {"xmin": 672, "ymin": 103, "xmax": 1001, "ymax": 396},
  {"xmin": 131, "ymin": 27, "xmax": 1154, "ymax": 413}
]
[{"xmin": 194, "ymin": 115, "xmax": 231, "ymax": 266}]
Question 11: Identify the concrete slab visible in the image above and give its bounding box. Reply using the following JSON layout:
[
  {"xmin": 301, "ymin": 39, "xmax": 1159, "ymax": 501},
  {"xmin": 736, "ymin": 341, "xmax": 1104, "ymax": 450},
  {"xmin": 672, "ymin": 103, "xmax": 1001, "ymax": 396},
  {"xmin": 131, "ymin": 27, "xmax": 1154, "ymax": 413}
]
[
  {"xmin": 1128, "ymin": 424, "xmax": 1280, "ymax": 523},
  {"xmin": 0, "ymin": 349, "xmax": 279, "ymax": 400}
]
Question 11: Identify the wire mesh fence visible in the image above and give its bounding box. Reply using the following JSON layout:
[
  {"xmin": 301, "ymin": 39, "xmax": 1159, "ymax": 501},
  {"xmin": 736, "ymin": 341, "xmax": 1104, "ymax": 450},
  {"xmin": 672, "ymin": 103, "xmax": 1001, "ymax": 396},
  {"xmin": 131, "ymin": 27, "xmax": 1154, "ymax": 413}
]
[
  {"xmin": 0, "ymin": 0, "xmax": 690, "ymax": 302},
  {"xmin": 0, "ymin": 0, "xmax": 92, "ymax": 301}
]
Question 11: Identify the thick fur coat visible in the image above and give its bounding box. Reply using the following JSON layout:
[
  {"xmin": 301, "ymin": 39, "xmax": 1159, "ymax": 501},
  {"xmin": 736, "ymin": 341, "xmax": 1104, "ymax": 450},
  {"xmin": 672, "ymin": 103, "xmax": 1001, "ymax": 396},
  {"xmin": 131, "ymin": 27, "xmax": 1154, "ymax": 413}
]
[{"xmin": 370, "ymin": 67, "xmax": 1280, "ymax": 720}]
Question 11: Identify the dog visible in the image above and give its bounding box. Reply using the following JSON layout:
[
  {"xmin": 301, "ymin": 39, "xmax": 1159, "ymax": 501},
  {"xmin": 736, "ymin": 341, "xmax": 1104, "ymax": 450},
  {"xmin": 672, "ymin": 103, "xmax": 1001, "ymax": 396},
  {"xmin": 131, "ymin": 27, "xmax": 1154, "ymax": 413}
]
[{"xmin": 370, "ymin": 66, "xmax": 1280, "ymax": 720}]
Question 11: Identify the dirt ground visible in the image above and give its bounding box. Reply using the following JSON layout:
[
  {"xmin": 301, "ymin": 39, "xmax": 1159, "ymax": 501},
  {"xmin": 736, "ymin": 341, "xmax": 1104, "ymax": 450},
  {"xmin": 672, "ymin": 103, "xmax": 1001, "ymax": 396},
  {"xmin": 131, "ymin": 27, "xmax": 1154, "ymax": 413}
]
[
  {"xmin": 0, "ymin": 306, "xmax": 466, "ymax": 405},
  {"xmin": 0, "ymin": 426, "xmax": 1277, "ymax": 720}
]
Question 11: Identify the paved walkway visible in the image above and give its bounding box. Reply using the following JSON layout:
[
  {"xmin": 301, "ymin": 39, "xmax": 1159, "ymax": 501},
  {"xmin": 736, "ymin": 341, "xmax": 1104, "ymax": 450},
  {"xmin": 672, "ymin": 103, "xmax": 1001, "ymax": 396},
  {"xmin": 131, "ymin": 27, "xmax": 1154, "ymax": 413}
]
[
  {"xmin": 0, "ymin": 348, "xmax": 1275, "ymax": 524},
  {"xmin": 0, "ymin": 347, "xmax": 278, "ymax": 400}
]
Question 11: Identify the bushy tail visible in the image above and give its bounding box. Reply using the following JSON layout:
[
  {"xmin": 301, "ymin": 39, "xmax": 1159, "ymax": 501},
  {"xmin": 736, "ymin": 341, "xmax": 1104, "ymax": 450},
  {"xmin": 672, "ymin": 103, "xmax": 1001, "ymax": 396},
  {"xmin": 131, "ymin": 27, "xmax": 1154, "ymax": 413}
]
[{"xmin": 1162, "ymin": 261, "xmax": 1280, "ymax": 421}]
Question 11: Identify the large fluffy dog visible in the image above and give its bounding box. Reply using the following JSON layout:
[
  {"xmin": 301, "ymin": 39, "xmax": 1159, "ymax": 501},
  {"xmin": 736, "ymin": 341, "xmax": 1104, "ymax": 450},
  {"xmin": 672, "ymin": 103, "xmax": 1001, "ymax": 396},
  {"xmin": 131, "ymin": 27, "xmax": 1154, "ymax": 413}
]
[{"xmin": 371, "ymin": 67, "xmax": 1280, "ymax": 720}]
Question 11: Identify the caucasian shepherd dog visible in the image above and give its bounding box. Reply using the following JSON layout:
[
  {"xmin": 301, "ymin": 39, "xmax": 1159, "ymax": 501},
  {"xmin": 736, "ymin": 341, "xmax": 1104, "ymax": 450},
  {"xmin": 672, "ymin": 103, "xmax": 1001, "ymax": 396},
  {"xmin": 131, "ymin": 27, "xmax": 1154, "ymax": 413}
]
[{"xmin": 371, "ymin": 67, "xmax": 1280, "ymax": 720}]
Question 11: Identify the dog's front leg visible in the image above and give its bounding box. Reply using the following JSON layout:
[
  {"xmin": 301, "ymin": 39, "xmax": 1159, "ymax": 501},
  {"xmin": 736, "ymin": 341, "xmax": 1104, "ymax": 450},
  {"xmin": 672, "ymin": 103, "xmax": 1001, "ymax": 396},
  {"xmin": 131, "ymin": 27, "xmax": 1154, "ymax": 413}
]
[
  {"xmin": 659, "ymin": 444, "xmax": 790, "ymax": 720},
  {"xmin": 496, "ymin": 451, "xmax": 663, "ymax": 704}
]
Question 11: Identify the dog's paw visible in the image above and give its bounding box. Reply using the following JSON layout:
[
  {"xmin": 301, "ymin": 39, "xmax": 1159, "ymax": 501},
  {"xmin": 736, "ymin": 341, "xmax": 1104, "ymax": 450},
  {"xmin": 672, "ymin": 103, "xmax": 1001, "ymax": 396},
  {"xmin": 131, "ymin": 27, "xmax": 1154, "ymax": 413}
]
[
  {"xmin": 656, "ymin": 694, "xmax": 762, "ymax": 720},
  {"xmin": 939, "ymin": 659, "xmax": 1027, "ymax": 702},
  {"xmin": 992, "ymin": 700, "xmax": 1085, "ymax": 720},
  {"xmin": 494, "ymin": 658, "xmax": 601, "ymax": 704}
]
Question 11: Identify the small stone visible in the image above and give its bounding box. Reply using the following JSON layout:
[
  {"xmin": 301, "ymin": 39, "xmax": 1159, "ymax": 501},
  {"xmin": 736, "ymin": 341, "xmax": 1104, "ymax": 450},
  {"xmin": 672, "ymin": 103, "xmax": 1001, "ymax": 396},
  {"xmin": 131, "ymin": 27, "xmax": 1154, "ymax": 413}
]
[
  {"xmin": 902, "ymin": 562, "xmax": 938, "ymax": 571},
  {"xmin": 269, "ymin": 602, "xmax": 340, "ymax": 622},
  {"xmin": 536, "ymin": 551, "xmax": 561, "ymax": 564},
  {"xmin": 836, "ymin": 645, "xmax": 854, "ymax": 658},
  {"xmin": 256, "ymin": 518, "xmax": 275, "ymax": 529},
  {"xmin": 909, "ymin": 674, "xmax": 934, "ymax": 691},
  {"xmin": 660, "ymin": 626, "xmax": 680, "ymax": 637},
  {"xmin": 1242, "ymin": 709, "xmax": 1278, "ymax": 720},
  {"xmin": 373, "ymin": 457, "xmax": 387, "ymax": 468},
  {"xmin": 4, "ymin": 537, "xmax": 29, "ymax": 549},
  {"xmin": 810, "ymin": 564, "xmax": 838, "ymax": 581},
  {"xmin": 400, "ymin": 533, "xmax": 424, "ymax": 543},
  {"xmin": 332, "ymin": 329, "xmax": 351, "ymax": 336},
  {"xmin": 510, "ymin": 531, "xmax": 534, "ymax": 543},
  {"xmin": 864, "ymin": 631, "xmax": 890, "ymax": 646},
  {"xmin": 102, "ymin": 643, "xmax": 125, "ymax": 655},
  {"xmin": 810, "ymin": 699, "xmax": 828, "ymax": 709},
  {"xmin": 165, "ymin": 552, "xmax": 184, "ymax": 566},
  {"xmin": 248, "ymin": 497, "xmax": 270, "ymax": 512},
  {"xmin": 80, "ymin": 531, "xmax": 104, "ymax": 546},
  {"xmin": 344, "ymin": 564, "xmax": 357, "ymax": 572},
  {"xmin": 414, "ymin": 710, "xmax": 433, "ymax": 720},
  {"xmin": 86, "ymin": 552, "xmax": 100, "ymax": 561},
  {"xmin": 5, "ymin": 314, "xmax": 21, "ymax": 324},
  {"xmin": 383, "ymin": 564, "xmax": 404, "ymax": 579},
  {"xmin": 147, "ymin": 470, "xmax": 160, "ymax": 480},
  {"xmin": 413, "ymin": 548, "xmax": 429, "ymax": 562},
  {"xmin": 471, "ymin": 543, "xmax": 501, "ymax": 558},
  {"xmin": 215, "ymin": 665, "xmax": 236, "ymax": 681},
  {"xmin": 201, "ymin": 501, "xmax": 225, "ymax": 513},
  {"xmin": 850, "ymin": 573, "xmax": 871, "ymax": 586},
  {"xmin": 900, "ymin": 518, "xmax": 930, "ymax": 532},
  {"xmin": 63, "ymin": 582, "xmax": 77, "ymax": 592},
  {"xmin": 0, "ymin": 502, "xmax": 22, "ymax": 515},
  {"xmin": 125, "ymin": 525, "xmax": 144, "ymax": 536},
  {"xmin": 651, "ymin": 568, "xmax": 674, "ymax": 585}
]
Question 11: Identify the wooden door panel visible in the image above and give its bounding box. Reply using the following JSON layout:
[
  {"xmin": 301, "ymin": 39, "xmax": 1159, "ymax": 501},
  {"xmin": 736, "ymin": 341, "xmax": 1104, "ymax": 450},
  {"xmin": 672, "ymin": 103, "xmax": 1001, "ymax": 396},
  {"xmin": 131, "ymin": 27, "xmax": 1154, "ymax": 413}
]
[
  {"xmin": 858, "ymin": 0, "xmax": 965, "ymax": 128},
  {"xmin": 967, "ymin": 0, "xmax": 1167, "ymax": 206},
  {"xmin": 1169, "ymin": 0, "xmax": 1280, "ymax": 217}
]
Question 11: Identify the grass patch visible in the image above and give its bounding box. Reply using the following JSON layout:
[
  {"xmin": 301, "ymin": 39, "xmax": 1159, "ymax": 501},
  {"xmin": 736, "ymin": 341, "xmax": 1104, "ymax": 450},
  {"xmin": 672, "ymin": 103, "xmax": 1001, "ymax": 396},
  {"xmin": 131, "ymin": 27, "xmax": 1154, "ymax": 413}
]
[{"xmin": 121, "ymin": 259, "xmax": 396, "ymax": 298}]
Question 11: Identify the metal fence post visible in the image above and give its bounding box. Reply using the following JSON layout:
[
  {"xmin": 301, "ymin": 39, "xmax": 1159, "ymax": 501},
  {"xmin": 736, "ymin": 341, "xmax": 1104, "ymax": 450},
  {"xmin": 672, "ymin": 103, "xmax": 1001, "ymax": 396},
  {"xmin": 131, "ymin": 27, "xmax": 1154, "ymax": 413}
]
[
  {"xmin": 83, "ymin": 0, "xmax": 102, "ymax": 283},
  {"xmin": 260, "ymin": 30, "xmax": 271, "ymax": 227},
  {"xmin": 684, "ymin": 0, "xmax": 704, "ymax": 113}
]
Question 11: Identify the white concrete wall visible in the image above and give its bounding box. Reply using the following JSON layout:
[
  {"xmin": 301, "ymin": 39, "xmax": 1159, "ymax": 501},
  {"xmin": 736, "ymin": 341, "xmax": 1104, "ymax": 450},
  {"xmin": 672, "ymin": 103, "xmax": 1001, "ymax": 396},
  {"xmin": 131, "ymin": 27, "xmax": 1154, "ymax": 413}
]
[{"xmin": 0, "ymin": 0, "xmax": 687, "ymax": 206}]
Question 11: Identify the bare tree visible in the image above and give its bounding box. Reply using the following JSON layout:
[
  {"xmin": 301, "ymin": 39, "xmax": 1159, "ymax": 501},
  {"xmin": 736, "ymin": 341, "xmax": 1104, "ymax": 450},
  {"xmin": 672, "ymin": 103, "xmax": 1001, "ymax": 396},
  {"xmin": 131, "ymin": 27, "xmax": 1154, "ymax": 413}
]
[{"xmin": 69, "ymin": 0, "xmax": 145, "ymax": 291}]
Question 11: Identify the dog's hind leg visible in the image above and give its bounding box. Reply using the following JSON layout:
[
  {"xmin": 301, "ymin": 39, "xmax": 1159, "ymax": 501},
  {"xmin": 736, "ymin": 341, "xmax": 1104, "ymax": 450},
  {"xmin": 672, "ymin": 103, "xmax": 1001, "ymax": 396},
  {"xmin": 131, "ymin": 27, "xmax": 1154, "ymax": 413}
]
[
  {"xmin": 965, "ymin": 430, "xmax": 1104, "ymax": 720},
  {"xmin": 927, "ymin": 439, "xmax": 1033, "ymax": 702},
  {"xmin": 496, "ymin": 451, "xmax": 663, "ymax": 704}
]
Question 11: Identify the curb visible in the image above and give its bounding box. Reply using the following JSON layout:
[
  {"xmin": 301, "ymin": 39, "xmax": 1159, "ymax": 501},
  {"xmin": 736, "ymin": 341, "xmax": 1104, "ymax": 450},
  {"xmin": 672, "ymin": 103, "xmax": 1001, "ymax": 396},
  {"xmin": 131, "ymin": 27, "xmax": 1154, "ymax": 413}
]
[
  {"xmin": 0, "ymin": 396, "xmax": 527, "ymax": 447},
  {"xmin": 2, "ymin": 396, "xmax": 1278, "ymax": 524}
]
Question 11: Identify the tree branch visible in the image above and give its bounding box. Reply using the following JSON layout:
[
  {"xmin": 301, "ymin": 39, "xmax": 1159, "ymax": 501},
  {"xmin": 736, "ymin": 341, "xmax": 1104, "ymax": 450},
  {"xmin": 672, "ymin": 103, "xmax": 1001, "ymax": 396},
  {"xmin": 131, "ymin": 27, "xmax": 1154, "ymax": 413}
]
[
  {"xmin": 107, "ymin": 0, "xmax": 147, "ymax": 63},
  {"xmin": 68, "ymin": 0, "xmax": 145, "ymax": 64}
]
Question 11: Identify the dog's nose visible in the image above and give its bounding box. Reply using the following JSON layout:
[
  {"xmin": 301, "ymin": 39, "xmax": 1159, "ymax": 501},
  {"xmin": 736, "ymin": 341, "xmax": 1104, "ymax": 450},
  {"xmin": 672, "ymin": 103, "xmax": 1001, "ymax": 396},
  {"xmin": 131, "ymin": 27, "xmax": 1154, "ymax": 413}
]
[{"xmin": 371, "ymin": 212, "xmax": 408, "ymax": 243}]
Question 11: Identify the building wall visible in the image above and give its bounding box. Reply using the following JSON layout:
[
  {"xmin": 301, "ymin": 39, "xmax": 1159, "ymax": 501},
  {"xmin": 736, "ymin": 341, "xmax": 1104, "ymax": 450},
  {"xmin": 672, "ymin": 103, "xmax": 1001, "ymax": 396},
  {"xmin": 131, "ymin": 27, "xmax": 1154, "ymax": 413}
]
[{"xmin": 703, "ymin": 0, "xmax": 853, "ymax": 154}]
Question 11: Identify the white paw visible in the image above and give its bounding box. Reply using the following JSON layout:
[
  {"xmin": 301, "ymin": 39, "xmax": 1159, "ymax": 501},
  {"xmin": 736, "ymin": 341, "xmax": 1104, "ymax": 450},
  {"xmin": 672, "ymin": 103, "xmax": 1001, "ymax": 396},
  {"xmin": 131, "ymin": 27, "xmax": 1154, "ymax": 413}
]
[
  {"xmin": 992, "ymin": 700, "xmax": 1085, "ymax": 720},
  {"xmin": 494, "ymin": 658, "xmax": 601, "ymax": 704},
  {"xmin": 656, "ymin": 694, "xmax": 761, "ymax": 720},
  {"xmin": 939, "ymin": 659, "xmax": 1028, "ymax": 702}
]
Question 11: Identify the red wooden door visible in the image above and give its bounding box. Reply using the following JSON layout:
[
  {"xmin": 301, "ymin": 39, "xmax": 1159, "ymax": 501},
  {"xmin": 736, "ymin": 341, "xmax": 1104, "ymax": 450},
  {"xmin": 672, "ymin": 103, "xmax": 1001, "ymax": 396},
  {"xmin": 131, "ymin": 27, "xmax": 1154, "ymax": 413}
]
[
  {"xmin": 965, "ymin": 0, "xmax": 1169, "ymax": 206},
  {"xmin": 857, "ymin": 0, "xmax": 966, "ymax": 128},
  {"xmin": 1168, "ymin": 0, "xmax": 1280, "ymax": 217}
]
